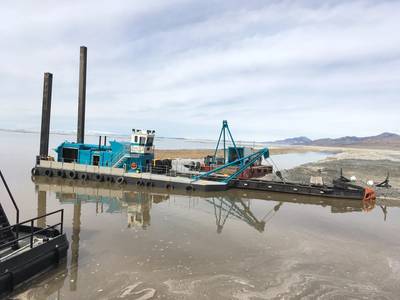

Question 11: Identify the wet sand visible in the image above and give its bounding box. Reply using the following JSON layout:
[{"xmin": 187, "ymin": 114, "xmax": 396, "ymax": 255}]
[{"xmin": 0, "ymin": 132, "xmax": 399, "ymax": 299}]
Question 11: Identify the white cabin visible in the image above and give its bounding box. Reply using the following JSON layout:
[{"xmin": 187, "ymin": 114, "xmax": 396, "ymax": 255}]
[{"xmin": 130, "ymin": 129, "xmax": 155, "ymax": 154}]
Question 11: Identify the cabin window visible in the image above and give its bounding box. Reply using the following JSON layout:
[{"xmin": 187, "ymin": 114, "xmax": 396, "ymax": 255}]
[
  {"xmin": 92, "ymin": 155, "xmax": 100, "ymax": 166},
  {"xmin": 146, "ymin": 137, "xmax": 154, "ymax": 146},
  {"xmin": 62, "ymin": 148, "xmax": 78, "ymax": 163},
  {"xmin": 139, "ymin": 137, "xmax": 146, "ymax": 146},
  {"xmin": 134, "ymin": 136, "xmax": 138, "ymax": 143}
]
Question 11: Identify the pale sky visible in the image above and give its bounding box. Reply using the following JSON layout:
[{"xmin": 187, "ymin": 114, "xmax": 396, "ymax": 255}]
[{"xmin": 0, "ymin": 0, "xmax": 399, "ymax": 141}]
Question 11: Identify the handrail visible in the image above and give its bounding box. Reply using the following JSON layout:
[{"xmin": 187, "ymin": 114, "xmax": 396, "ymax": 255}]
[
  {"xmin": 1, "ymin": 223, "xmax": 62, "ymax": 250},
  {"xmin": 0, "ymin": 208, "xmax": 64, "ymax": 250},
  {"xmin": 111, "ymin": 149, "xmax": 127, "ymax": 167},
  {"xmin": 0, "ymin": 209, "xmax": 63, "ymax": 233},
  {"xmin": 113, "ymin": 153, "xmax": 129, "ymax": 168},
  {"xmin": 0, "ymin": 170, "xmax": 20, "ymax": 237}
]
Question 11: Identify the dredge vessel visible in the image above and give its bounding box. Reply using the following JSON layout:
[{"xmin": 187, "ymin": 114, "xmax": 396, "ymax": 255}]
[{"xmin": 32, "ymin": 46, "xmax": 376, "ymax": 202}]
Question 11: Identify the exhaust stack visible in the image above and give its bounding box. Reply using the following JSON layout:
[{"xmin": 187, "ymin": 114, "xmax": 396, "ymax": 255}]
[
  {"xmin": 77, "ymin": 46, "xmax": 87, "ymax": 144},
  {"xmin": 39, "ymin": 72, "xmax": 53, "ymax": 158}
]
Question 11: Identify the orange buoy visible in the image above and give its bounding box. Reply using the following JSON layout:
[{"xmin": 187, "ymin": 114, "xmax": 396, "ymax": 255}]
[
  {"xmin": 363, "ymin": 187, "xmax": 376, "ymax": 201},
  {"xmin": 362, "ymin": 187, "xmax": 376, "ymax": 212},
  {"xmin": 131, "ymin": 162, "xmax": 137, "ymax": 169}
]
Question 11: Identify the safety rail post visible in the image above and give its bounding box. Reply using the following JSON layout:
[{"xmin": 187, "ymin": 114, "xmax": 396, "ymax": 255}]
[
  {"xmin": 60, "ymin": 209, "xmax": 64, "ymax": 234},
  {"xmin": 30, "ymin": 219, "xmax": 34, "ymax": 248}
]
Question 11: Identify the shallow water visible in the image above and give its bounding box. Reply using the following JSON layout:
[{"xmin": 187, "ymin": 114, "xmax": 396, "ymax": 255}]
[
  {"xmin": 1, "ymin": 132, "xmax": 400, "ymax": 299},
  {"xmin": 267, "ymin": 152, "xmax": 331, "ymax": 170}
]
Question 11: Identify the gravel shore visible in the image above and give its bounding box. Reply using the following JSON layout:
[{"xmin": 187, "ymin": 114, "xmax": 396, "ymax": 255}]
[{"xmin": 278, "ymin": 148, "xmax": 400, "ymax": 201}]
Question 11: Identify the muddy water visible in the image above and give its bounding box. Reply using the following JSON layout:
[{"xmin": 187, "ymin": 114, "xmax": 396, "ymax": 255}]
[{"xmin": 1, "ymin": 132, "xmax": 400, "ymax": 299}]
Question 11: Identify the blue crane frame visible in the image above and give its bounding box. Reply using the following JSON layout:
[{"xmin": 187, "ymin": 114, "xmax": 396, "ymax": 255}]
[{"xmin": 193, "ymin": 147, "xmax": 270, "ymax": 183}]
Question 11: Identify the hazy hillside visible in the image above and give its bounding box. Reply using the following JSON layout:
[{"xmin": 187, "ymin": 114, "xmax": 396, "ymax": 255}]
[
  {"xmin": 271, "ymin": 132, "xmax": 400, "ymax": 149},
  {"xmin": 271, "ymin": 136, "xmax": 312, "ymax": 145}
]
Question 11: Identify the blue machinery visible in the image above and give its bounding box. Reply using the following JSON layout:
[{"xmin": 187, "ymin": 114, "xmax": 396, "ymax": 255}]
[
  {"xmin": 212, "ymin": 120, "xmax": 242, "ymax": 165},
  {"xmin": 55, "ymin": 129, "xmax": 156, "ymax": 173},
  {"xmin": 194, "ymin": 120, "xmax": 270, "ymax": 184},
  {"xmin": 193, "ymin": 148, "xmax": 270, "ymax": 183}
]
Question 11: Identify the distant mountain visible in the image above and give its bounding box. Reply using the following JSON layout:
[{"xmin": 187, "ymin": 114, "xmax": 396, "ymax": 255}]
[
  {"xmin": 271, "ymin": 136, "xmax": 312, "ymax": 145},
  {"xmin": 270, "ymin": 132, "xmax": 400, "ymax": 149}
]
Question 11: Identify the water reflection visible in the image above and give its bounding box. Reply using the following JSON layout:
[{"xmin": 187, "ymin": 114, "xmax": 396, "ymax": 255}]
[
  {"xmin": 33, "ymin": 176, "xmax": 379, "ymax": 234},
  {"xmin": 379, "ymin": 204, "xmax": 388, "ymax": 221},
  {"xmin": 37, "ymin": 190, "xmax": 47, "ymax": 228},
  {"xmin": 70, "ymin": 200, "xmax": 81, "ymax": 291},
  {"xmin": 33, "ymin": 187, "xmax": 80, "ymax": 294},
  {"xmin": 21, "ymin": 177, "xmax": 391, "ymax": 299},
  {"xmin": 206, "ymin": 196, "xmax": 281, "ymax": 234}
]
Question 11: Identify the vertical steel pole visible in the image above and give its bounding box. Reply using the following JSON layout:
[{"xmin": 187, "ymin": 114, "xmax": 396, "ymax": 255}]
[
  {"xmin": 39, "ymin": 73, "xmax": 53, "ymax": 158},
  {"xmin": 223, "ymin": 127, "xmax": 226, "ymax": 163},
  {"xmin": 30, "ymin": 220, "xmax": 34, "ymax": 248},
  {"xmin": 60, "ymin": 209, "xmax": 64, "ymax": 234},
  {"xmin": 77, "ymin": 46, "xmax": 87, "ymax": 144}
]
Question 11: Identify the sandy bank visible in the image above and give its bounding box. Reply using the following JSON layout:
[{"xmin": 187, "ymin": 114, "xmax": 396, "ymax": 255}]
[{"xmin": 155, "ymin": 145, "xmax": 340, "ymax": 160}]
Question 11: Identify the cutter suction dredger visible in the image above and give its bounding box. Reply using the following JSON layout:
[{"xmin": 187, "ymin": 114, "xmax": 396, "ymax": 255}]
[{"xmin": 32, "ymin": 46, "xmax": 376, "ymax": 201}]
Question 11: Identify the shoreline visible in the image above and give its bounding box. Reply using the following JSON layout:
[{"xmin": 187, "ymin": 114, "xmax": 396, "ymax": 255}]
[{"xmin": 154, "ymin": 145, "xmax": 342, "ymax": 160}]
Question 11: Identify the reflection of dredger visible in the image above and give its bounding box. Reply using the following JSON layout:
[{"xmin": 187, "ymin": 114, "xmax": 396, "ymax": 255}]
[
  {"xmin": 35, "ymin": 176, "xmax": 274, "ymax": 233},
  {"xmin": 34, "ymin": 176, "xmax": 384, "ymax": 238},
  {"xmin": 34, "ymin": 176, "xmax": 170, "ymax": 229}
]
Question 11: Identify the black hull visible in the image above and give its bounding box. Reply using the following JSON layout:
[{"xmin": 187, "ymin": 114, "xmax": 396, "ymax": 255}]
[
  {"xmin": 33, "ymin": 166, "xmax": 369, "ymax": 200},
  {"xmin": 0, "ymin": 231, "xmax": 69, "ymax": 296},
  {"xmin": 230, "ymin": 179, "xmax": 365, "ymax": 200}
]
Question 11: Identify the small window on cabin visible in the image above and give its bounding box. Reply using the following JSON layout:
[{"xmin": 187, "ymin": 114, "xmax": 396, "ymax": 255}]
[
  {"xmin": 146, "ymin": 137, "xmax": 154, "ymax": 146},
  {"xmin": 134, "ymin": 136, "xmax": 138, "ymax": 143},
  {"xmin": 139, "ymin": 137, "xmax": 146, "ymax": 145}
]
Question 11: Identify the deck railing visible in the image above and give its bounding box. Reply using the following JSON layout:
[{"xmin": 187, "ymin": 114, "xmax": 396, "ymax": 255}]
[{"xmin": 0, "ymin": 209, "xmax": 64, "ymax": 250}]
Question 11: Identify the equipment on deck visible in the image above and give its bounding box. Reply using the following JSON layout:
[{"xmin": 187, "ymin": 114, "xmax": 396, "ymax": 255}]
[
  {"xmin": 211, "ymin": 120, "xmax": 241, "ymax": 165},
  {"xmin": 189, "ymin": 120, "xmax": 272, "ymax": 180},
  {"xmin": 193, "ymin": 148, "xmax": 270, "ymax": 183}
]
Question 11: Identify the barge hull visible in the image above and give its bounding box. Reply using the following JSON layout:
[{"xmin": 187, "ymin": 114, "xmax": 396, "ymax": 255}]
[
  {"xmin": 34, "ymin": 160, "xmax": 227, "ymax": 192},
  {"xmin": 230, "ymin": 179, "xmax": 365, "ymax": 200},
  {"xmin": 0, "ymin": 233, "xmax": 68, "ymax": 295},
  {"xmin": 34, "ymin": 161, "xmax": 370, "ymax": 200}
]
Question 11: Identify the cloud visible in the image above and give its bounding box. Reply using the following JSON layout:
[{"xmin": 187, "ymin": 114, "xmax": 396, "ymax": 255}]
[{"xmin": 0, "ymin": 0, "xmax": 399, "ymax": 140}]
